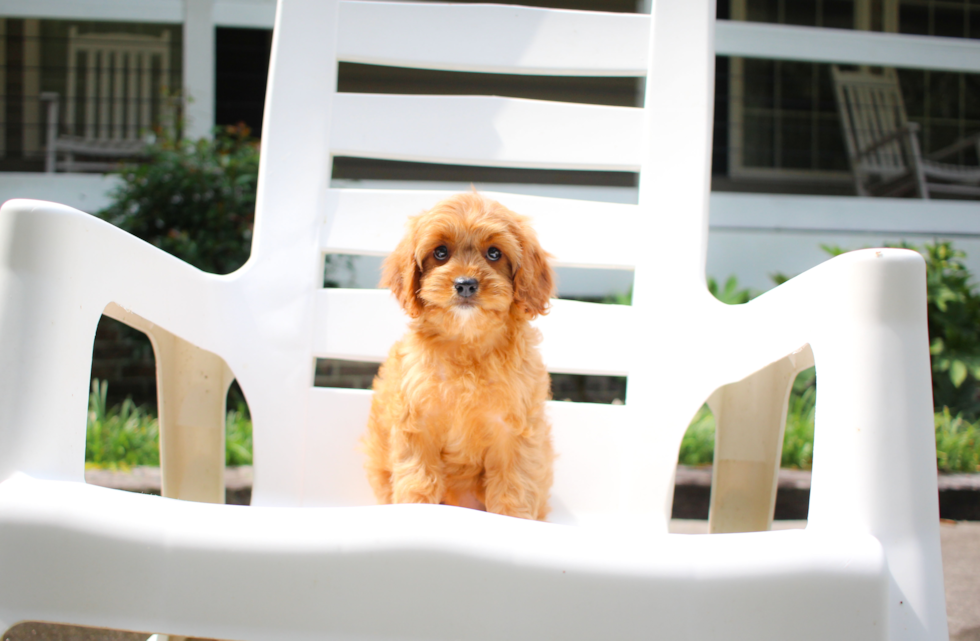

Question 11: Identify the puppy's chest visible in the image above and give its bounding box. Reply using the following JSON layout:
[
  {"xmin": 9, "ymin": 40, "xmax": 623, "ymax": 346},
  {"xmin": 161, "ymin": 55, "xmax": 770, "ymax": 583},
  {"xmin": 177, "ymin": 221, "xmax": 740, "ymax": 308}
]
[{"xmin": 419, "ymin": 363, "xmax": 525, "ymax": 437}]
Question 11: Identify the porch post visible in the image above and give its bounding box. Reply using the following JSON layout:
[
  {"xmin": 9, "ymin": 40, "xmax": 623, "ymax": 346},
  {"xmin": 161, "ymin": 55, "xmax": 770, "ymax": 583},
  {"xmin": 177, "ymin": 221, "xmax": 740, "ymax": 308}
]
[{"xmin": 183, "ymin": 0, "xmax": 216, "ymax": 139}]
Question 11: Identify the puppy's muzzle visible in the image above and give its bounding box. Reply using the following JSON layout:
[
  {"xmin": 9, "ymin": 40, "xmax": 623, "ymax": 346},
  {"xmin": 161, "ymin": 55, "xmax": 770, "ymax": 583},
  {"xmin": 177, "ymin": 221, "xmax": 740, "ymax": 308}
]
[{"xmin": 454, "ymin": 277, "xmax": 479, "ymax": 298}]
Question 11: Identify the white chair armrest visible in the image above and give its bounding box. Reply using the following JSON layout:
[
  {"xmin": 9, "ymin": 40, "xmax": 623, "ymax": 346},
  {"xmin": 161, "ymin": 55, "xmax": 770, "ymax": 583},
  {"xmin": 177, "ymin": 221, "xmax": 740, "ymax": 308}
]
[
  {"xmin": 708, "ymin": 247, "xmax": 943, "ymax": 636},
  {"xmin": 0, "ymin": 199, "xmax": 238, "ymax": 484}
]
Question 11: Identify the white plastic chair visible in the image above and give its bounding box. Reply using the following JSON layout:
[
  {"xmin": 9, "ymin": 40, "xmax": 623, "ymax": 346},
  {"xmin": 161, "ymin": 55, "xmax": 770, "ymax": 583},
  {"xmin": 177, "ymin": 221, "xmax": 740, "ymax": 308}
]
[{"xmin": 0, "ymin": 1, "xmax": 947, "ymax": 640}]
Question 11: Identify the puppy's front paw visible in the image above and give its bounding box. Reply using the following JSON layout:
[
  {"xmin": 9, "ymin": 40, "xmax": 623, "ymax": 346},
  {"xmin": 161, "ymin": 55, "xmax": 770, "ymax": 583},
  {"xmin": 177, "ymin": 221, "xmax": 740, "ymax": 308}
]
[{"xmin": 391, "ymin": 468, "xmax": 445, "ymax": 505}]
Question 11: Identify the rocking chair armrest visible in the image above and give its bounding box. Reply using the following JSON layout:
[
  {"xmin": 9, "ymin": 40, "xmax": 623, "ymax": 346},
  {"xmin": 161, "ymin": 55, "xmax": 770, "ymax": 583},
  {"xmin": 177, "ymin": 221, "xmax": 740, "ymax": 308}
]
[
  {"xmin": 0, "ymin": 199, "xmax": 239, "ymax": 483},
  {"xmin": 854, "ymin": 122, "xmax": 920, "ymax": 159},
  {"xmin": 926, "ymin": 131, "xmax": 980, "ymax": 162}
]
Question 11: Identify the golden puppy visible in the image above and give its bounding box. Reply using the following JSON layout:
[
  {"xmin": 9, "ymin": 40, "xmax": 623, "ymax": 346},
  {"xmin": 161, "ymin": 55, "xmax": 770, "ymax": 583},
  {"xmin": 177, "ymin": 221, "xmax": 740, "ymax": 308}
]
[{"xmin": 364, "ymin": 193, "xmax": 555, "ymax": 521}]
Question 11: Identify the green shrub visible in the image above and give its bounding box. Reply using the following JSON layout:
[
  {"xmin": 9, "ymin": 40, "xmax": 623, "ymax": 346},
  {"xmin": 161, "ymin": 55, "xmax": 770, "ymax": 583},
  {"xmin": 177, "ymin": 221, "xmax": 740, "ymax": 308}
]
[
  {"xmin": 86, "ymin": 379, "xmax": 160, "ymax": 470},
  {"xmin": 707, "ymin": 275, "xmax": 756, "ymax": 305},
  {"xmin": 935, "ymin": 408, "xmax": 980, "ymax": 473},
  {"xmin": 85, "ymin": 379, "xmax": 255, "ymax": 469},
  {"xmin": 99, "ymin": 124, "xmax": 259, "ymax": 275}
]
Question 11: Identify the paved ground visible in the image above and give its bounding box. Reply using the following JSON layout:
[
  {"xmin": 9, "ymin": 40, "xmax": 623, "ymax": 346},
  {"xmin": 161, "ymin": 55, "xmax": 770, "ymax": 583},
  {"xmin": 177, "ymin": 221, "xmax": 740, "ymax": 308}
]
[{"xmin": 6, "ymin": 519, "xmax": 978, "ymax": 640}]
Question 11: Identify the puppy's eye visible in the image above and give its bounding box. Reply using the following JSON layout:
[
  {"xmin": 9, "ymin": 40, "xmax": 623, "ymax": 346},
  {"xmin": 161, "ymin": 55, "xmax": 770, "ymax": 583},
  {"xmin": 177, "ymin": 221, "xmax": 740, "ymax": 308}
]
[
  {"xmin": 486, "ymin": 246, "xmax": 502, "ymax": 262},
  {"xmin": 434, "ymin": 245, "xmax": 449, "ymax": 261}
]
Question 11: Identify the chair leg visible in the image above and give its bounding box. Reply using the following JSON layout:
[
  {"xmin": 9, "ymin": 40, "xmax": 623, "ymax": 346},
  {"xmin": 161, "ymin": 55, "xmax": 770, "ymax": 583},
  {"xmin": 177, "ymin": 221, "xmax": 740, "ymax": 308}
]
[
  {"xmin": 104, "ymin": 303, "xmax": 233, "ymax": 504},
  {"xmin": 706, "ymin": 345, "xmax": 814, "ymax": 534}
]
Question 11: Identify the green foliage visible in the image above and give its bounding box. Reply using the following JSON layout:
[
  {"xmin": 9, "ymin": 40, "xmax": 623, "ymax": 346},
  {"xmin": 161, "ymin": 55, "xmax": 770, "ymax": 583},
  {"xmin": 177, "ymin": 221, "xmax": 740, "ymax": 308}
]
[
  {"xmin": 99, "ymin": 124, "xmax": 259, "ymax": 275},
  {"xmin": 678, "ymin": 405, "xmax": 716, "ymax": 466},
  {"xmin": 781, "ymin": 368, "xmax": 816, "ymax": 469},
  {"xmin": 86, "ymin": 379, "xmax": 159, "ymax": 470},
  {"xmin": 707, "ymin": 275, "xmax": 756, "ymax": 305},
  {"xmin": 602, "ymin": 289, "xmax": 632, "ymax": 305},
  {"xmin": 85, "ymin": 379, "xmax": 255, "ymax": 469},
  {"xmin": 917, "ymin": 242, "xmax": 980, "ymax": 418},
  {"xmin": 935, "ymin": 408, "xmax": 980, "ymax": 473},
  {"xmin": 225, "ymin": 402, "xmax": 253, "ymax": 466}
]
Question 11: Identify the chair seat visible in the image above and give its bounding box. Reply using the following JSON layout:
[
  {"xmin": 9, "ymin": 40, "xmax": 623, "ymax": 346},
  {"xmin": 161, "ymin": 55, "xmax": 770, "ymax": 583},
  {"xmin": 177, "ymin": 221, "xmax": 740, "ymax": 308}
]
[
  {"xmin": 0, "ymin": 474, "xmax": 888, "ymax": 641},
  {"xmin": 921, "ymin": 158, "xmax": 980, "ymax": 184}
]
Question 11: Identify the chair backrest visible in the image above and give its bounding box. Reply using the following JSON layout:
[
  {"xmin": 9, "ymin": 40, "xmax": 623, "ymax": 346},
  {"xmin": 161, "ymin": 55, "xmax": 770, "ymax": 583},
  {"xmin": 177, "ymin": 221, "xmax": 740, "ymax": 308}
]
[
  {"xmin": 831, "ymin": 66, "xmax": 912, "ymax": 178},
  {"xmin": 64, "ymin": 27, "xmax": 173, "ymax": 142},
  {"xmin": 238, "ymin": 0, "xmax": 719, "ymax": 526}
]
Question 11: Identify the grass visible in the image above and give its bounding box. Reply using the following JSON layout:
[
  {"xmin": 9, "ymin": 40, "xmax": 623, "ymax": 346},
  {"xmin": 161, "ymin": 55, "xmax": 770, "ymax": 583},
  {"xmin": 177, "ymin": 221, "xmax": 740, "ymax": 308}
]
[{"xmin": 85, "ymin": 379, "xmax": 253, "ymax": 470}]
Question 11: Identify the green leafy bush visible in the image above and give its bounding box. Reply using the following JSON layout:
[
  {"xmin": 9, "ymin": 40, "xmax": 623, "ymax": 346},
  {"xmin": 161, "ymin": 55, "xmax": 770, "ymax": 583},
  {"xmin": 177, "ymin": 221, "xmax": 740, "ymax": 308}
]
[
  {"xmin": 935, "ymin": 408, "xmax": 980, "ymax": 473},
  {"xmin": 99, "ymin": 124, "xmax": 259, "ymax": 275},
  {"xmin": 707, "ymin": 275, "xmax": 756, "ymax": 305},
  {"xmin": 86, "ymin": 379, "xmax": 159, "ymax": 470},
  {"xmin": 86, "ymin": 379, "xmax": 255, "ymax": 469}
]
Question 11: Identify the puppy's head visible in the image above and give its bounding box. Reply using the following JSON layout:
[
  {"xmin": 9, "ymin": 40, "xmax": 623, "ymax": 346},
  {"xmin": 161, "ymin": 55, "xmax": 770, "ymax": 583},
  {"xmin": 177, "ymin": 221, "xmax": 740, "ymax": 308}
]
[{"xmin": 381, "ymin": 193, "xmax": 555, "ymax": 323}]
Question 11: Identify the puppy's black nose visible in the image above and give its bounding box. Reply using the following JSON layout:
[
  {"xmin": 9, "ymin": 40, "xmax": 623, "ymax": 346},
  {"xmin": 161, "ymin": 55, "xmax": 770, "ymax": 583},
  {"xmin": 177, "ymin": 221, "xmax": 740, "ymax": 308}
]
[{"xmin": 454, "ymin": 277, "xmax": 479, "ymax": 298}]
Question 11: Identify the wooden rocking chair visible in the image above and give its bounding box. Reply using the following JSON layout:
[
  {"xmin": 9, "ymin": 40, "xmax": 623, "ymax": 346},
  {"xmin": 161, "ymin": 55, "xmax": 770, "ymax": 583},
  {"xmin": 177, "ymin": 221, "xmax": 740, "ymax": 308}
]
[{"xmin": 832, "ymin": 65, "xmax": 980, "ymax": 199}]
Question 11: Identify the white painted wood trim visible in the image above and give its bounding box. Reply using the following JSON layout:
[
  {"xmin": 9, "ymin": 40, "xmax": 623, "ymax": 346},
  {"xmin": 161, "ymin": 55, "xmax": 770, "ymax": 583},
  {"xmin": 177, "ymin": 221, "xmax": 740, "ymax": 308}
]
[
  {"xmin": 337, "ymin": 2, "xmax": 650, "ymax": 76},
  {"xmin": 715, "ymin": 19, "xmax": 980, "ymax": 74},
  {"xmin": 183, "ymin": 0, "xmax": 215, "ymax": 139},
  {"xmin": 330, "ymin": 94, "xmax": 643, "ymax": 171},
  {"xmin": 213, "ymin": 0, "xmax": 277, "ymax": 28},
  {"xmin": 2, "ymin": 5, "xmax": 976, "ymax": 76},
  {"xmin": 2, "ymin": 0, "xmax": 184, "ymax": 22},
  {"xmin": 710, "ymin": 192, "xmax": 980, "ymax": 237}
]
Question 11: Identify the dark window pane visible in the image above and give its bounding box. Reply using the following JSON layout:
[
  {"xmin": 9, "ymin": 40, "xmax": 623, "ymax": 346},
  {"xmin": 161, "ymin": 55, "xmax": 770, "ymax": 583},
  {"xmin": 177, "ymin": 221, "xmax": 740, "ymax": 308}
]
[
  {"xmin": 823, "ymin": 0, "xmax": 855, "ymax": 28},
  {"xmin": 744, "ymin": 59, "xmax": 775, "ymax": 109},
  {"xmin": 215, "ymin": 28, "xmax": 272, "ymax": 136},
  {"xmin": 816, "ymin": 65, "xmax": 839, "ymax": 113},
  {"xmin": 785, "ymin": 0, "xmax": 818, "ymax": 25},
  {"xmin": 929, "ymin": 72, "xmax": 961, "ymax": 119},
  {"xmin": 966, "ymin": 73, "xmax": 980, "ymax": 120},
  {"xmin": 747, "ymin": 0, "xmax": 779, "ymax": 22},
  {"xmin": 934, "ymin": 6, "xmax": 967, "ymax": 38},
  {"xmin": 970, "ymin": 7, "xmax": 980, "ymax": 37},
  {"xmin": 817, "ymin": 114, "xmax": 850, "ymax": 170},
  {"xmin": 743, "ymin": 112, "xmax": 775, "ymax": 167},
  {"xmin": 899, "ymin": 69, "xmax": 927, "ymax": 118},
  {"xmin": 779, "ymin": 61, "xmax": 815, "ymax": 111},
  {"xmin": 899, "ymin": 4, "xmax": 930, "ymax": 35},
  {"xmin": 781, "ymin": 113, "xmax": 814, "ymax": 169},
  {"xmin": 927, "ymin": 123, "xmax": 962, "ymax": 154}
]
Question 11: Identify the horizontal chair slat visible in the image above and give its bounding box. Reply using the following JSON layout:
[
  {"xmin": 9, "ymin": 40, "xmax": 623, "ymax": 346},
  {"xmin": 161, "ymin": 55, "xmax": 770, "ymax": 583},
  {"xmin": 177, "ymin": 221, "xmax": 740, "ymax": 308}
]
[
  {"xmin": 313, "ymin": 290, "xmax": 633, "ymax": 376},
  {"xmin": 321, "ymin": 189, "xmax": 639, "ymax": 269},
  {"xmin": 337, "ymin": 2, "xmax": 650, "ymax": 77},
  {"xmin": 330, "ymin": 94, "xmax": 644, "ymax": 172}
]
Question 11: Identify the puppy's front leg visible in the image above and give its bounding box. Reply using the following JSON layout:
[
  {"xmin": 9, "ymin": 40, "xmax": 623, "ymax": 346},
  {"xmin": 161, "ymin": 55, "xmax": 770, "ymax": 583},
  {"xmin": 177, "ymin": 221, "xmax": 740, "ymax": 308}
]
[
  {"xmin": 483, "ymin": 415, "xmax": 553, "ymax": 521},
  {"xmin": 389, "ymin": 422, "xmax": 446, "ymax": 505}
]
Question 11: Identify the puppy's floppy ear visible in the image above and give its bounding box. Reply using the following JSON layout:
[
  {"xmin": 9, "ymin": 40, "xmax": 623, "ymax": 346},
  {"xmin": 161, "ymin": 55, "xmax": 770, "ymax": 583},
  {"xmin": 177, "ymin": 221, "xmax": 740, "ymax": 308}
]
[
  {"xmin": 381, "ymin": 219, "xmax": 424, "ymax": 318},
  {"xmin": 512, "ymin": 218, "xmax": 556, "ymax": 319}
]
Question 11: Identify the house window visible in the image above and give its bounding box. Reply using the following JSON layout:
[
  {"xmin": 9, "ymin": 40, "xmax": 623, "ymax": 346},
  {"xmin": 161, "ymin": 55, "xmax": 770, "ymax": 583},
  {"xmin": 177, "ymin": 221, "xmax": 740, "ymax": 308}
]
[
  {"xmin": 725, "ymin": 0, "xmax": 980, "ymax": 189},
  {"xmin": 727, "ymin": 0, "xmax": 870, "ymax": 185},
  {"xmin": 0, "ymin": 18, "xmax": 181, "ymax": 171},
  {"xmin": 895, "ymin": 0, "xmax": 980, "ymax": 163}
]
